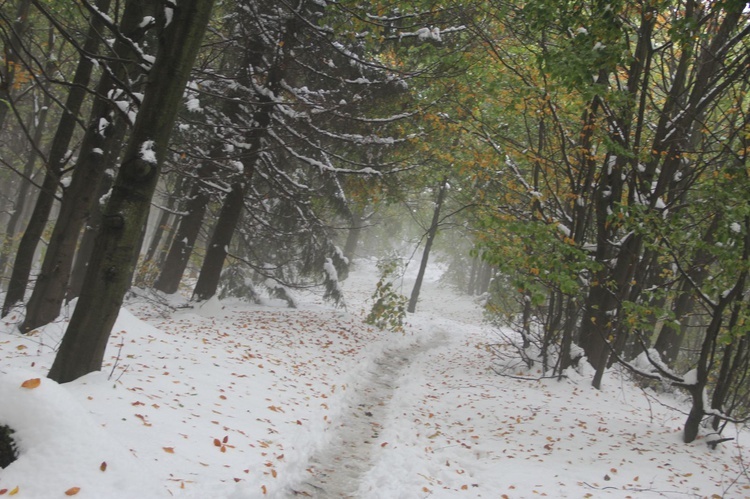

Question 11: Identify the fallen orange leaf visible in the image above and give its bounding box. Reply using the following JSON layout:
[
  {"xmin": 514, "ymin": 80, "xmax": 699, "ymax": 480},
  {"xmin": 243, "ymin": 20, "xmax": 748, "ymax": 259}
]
[
  {"xmin": 64, "ymin": 487, "xmax": 81, "ymax": 496},
  {"xmin": 163, "ymin": 447, "xmax": 175, "ymax": 454},
  {"xmin": 20, "ymin": 378, "xmax": 40, "ymax": 389}
]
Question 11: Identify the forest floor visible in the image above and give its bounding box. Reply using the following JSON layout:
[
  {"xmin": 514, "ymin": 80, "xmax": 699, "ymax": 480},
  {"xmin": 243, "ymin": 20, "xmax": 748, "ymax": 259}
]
[{"xmin": 1, "ymin": 257, "xmax": 749, "ymax": 498}]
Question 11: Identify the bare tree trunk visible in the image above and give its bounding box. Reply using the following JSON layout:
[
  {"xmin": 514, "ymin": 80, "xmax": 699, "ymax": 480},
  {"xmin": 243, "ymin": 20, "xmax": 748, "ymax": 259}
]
[
  {"xmin": 154, "ymin": 157, "xmax": 219, "ymax": 294},
  {"xmin": 66, "ymin": 173, "xmax": 113, "ymax": 301},
  {"xmin": 48, "ymin": 0, "xmax": 215, "ymax": 383},
  {"xmin": 191, "ymin": 11, "xmax": 299, "ymax": 301},
  {"xmin": 144, "ymin": 174, "xmax": 186, "ymax": 263},
  {"xmin": 0, "ymin": 0, "xmax": 32, "ymax": 131},
  {"xmin": 192, "ymin": 181, "xmax": 245, "ymax": 301},
  {"xmin": 21, "ymin": 0, "xmax": 158, "ymax": 332},
  {"xmin": 407, "ymin": 177, "xmax": 447, "ymax": 313},
  {"xmin": 343, "ymin": 208, "xmax": 364, "ymax": 262},
  {"xmin": 0, "ymin": 87, "xmax": 53, "ymax": 278},
  {"xmin": 684, "ymin": 216, "xmax": 748, "ymax": 443},
  {"xmin": 1, "ymin": 0, "xmax": 111, "ymax": 317}
]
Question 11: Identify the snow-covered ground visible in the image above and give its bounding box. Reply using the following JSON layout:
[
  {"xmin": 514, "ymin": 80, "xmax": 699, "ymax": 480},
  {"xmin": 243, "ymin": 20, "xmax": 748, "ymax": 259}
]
[{"xmin": 1, "ymin": 258, "xmax": 749, "ymax": 498}]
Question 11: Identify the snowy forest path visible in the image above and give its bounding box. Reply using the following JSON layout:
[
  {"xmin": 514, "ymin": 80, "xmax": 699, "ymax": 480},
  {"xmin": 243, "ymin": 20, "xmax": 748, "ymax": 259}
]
[{"xmin": 287, "ymin": 329, "xmax": 449, "ymax": 498}]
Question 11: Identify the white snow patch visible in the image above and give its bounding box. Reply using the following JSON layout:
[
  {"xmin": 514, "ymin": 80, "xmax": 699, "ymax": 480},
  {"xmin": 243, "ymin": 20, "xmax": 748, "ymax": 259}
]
[{"xmin": 139, "ymin": 140, "xmax": 157, "ymax": 164}]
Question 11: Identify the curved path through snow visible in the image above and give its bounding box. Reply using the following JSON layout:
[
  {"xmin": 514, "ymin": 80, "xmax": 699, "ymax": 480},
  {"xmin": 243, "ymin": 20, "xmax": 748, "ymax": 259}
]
[{"xmin": 287, "ymin": 331, "xmax": 447, "ymax": 498}]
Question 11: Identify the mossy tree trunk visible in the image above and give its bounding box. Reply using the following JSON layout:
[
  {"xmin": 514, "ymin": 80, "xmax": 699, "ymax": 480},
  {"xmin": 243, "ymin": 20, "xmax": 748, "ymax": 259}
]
[{"xmin": 48, "ymin": 0, "xmax": 215, "ymax": 383}]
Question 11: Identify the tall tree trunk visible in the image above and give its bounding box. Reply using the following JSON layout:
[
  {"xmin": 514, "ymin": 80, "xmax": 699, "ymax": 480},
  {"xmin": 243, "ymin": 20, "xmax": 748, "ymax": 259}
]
[
  {"xmin": 654, "ymin": 217, "xmax": 718, "ymax": 364},
  {"xmin": 191, "ymin": 10, "xmax": 300, "ymax": 301},
  {"xmin": 684, "ymin": 217, "xmax": 749, "ymax": 443},
  {"xmin": 1, "ymin": 0, "xmax": 111, "ymax": 317},
  {"xmin": 48, "ymin": 0, "xmax": 215, "ymax": 383},
  {"xmin": 21, "ymin": 0, "xmax": 159, "ymax": 332},
  {"xmin": 0, "ymin": 87, "xmax": 53, "ymax": 278},
  {"xmin": 192, "ymin": 180, "xmax": 246, "ymax": 301},
  {"xmin": 408, "ymin": 177, "xmax": 447, "ymax": 313},
  {"xmin": 466, "ymin": 256, "xmax": 478, "ymax": 295},
  {"xmin": 154, "ymin": 155, "xmax": 220, "ymax": 294},
  {"xmin": 144, "ymin": 174, "xmax": 186, "ymax": 263},
  {"xmin": 0, "ymin": 0, "xmax": 31, "ymax": 131},
  {"xmin": 66, "ymin": 172, "xmax": 113, "ymax": 302},
  {"xmin": 343, "ymin": 208, "xmax": 364, "ymax": 262},
  {"xmin": 478, "ymin": 261, "xmax": 493, "ymax": 294},
  {"xmin": 711, "ymin": 333, "xmax": 749, "ymax": 431}
]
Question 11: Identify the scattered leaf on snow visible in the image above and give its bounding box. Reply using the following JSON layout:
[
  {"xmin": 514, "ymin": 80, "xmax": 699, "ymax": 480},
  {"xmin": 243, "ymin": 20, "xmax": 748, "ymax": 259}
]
[
  {"xmin": 20, "ymin": 378, "xmax": 41, "ymax": 389},
  {"xmin": 64, "ymin": 487, "xmax": 81, "ymax": 496},
  {"xmin": 100, "ymin": 462, "xmax": 107, "ymax": 472},
  {"xmin": 163, "ymin": 447, "xmax": 175, "ymax": 454}
]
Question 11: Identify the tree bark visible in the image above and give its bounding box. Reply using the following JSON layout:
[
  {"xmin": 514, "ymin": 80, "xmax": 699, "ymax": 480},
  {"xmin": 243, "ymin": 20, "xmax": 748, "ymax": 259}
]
[
  {"xmin": 190, "ymin": 10, "xmax": 299, "ymax": 301},
  {"xmin": 21, "ymin": 0, "xmax": 159, "ymax": 331},
  {"xmin": 0, "ymin": 0, "xmax": 32, "ymax": 132},
  {"xmin": 48, "ymin": 0, "xmax": 215, "ymax": 383},
  {"xmin": 408, "ymin": 177, "xmax": 447, "ymax": 313},
  {"xmin": 154, "ymin": 156, "xmax": 219, "ymax": 294},
  {"xmin": 0, "ymin": 86, "xmax": 53, "ymax": 278},
  {"xmin": 144, "ymin": 174, "xmax": 186, "ymax": 264},
  {"xmin": 192, "ymin": 180, "xmax": 245, "ymax": 301},
  {"xmin": 343, "ymin": 208, "xmax": 365, "ymax": 262},
  {"xmin": 66, "ymin": 172, "xmax": 113, "ymax": 301},
  {"xmin": 1, "ymin": 0, "xmax": 110, "ymax": 317}
]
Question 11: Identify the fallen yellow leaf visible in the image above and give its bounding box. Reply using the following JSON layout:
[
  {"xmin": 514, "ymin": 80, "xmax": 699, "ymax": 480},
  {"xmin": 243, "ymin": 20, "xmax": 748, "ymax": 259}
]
[{"xmin": 20, "ymin": 378, "xmax": 41, "ymax": 389}]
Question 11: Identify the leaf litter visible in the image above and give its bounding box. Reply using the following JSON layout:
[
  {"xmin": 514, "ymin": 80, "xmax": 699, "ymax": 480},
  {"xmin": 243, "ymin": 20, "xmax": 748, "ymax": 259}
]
[{"xmin": 0, "ymin": 258, "xmax": 748, "ymax": 498}]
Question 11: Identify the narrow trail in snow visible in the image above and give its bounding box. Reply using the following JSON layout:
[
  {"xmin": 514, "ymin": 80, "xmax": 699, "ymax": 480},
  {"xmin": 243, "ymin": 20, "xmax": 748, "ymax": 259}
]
[{"xmin": 287, "ymin": 331, "xmax": 447, "ymax": 498}]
